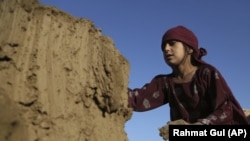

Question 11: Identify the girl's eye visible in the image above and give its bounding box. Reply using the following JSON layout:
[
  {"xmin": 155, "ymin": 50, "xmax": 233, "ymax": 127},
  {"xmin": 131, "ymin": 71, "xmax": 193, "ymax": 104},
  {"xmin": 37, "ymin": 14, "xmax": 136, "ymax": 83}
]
[{"xmin": 168, "ymin": 41, "xmax": 177, "ymax": 46}]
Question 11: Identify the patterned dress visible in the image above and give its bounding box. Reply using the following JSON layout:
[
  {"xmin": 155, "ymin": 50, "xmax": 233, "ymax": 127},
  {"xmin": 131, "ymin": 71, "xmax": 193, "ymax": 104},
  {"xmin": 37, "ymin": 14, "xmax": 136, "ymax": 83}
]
[{"xmin": 128, "ymin": 64, "xmax": 249, "ymax": 125}]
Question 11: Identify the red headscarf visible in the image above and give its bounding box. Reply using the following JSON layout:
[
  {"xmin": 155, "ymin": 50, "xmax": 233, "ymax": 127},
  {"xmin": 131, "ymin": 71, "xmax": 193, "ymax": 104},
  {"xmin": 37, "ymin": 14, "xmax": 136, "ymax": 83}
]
[{"xmin": 161, "ymin": 25, "xmax": 207, "ymax": 64}]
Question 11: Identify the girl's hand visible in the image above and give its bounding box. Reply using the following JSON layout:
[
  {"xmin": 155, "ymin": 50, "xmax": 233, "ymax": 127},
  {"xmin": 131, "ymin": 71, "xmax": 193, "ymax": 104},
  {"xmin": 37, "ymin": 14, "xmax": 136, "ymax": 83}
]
[{"xmin": 159, "ymin": 119, "xmax": 202, "ymax": 140}]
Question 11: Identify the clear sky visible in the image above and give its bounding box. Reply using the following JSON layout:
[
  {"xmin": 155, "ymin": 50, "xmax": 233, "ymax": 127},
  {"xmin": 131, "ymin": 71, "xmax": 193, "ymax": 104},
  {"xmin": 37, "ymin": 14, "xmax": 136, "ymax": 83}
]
[{"xmin": 39, "ymin": 0, "xmax": 250, "ymax": 141}]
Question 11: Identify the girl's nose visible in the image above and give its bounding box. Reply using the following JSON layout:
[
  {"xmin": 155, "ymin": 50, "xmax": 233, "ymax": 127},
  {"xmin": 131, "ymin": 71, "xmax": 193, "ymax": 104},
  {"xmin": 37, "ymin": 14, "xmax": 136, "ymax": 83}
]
[{"xmin": 163, "ymin": 44, "xmax": 170, "ymax": 52}]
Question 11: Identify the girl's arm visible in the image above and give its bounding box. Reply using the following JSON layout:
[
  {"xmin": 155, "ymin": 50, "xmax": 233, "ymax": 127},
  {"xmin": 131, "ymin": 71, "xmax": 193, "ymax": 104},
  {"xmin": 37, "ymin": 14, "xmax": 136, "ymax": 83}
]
[
  {"xmin": 198, "ymin": 67, "xmax": 247, "ymax": 124},
  {"xmin": 128, "ymin": 75, "xmax": 169, "ymax": 112}
]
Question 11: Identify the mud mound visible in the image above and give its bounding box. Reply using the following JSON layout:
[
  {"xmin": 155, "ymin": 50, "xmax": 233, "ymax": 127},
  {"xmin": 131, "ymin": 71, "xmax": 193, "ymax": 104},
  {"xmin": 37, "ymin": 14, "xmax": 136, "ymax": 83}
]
[
  {"xmin": 0, "ymin": 0, "xmax": 132, "ymax": 141},
  {"xmin": 244, "ymin": 109, "xmax": 250, "ymax": 123}
]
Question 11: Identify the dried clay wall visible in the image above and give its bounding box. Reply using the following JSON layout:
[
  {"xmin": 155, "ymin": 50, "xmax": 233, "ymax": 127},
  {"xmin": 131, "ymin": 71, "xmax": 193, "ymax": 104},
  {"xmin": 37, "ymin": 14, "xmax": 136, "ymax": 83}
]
[{"xmin": 0, "ymin": 0, "xmax": 132, "ymax": 141}]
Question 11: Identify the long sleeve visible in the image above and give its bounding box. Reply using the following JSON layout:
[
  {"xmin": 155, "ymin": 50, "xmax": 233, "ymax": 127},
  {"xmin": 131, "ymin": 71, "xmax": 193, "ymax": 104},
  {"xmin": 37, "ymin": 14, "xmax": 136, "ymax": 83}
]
[{"xmin": 128, "ymin": 75, "xmax": 170, "ymax": 112}]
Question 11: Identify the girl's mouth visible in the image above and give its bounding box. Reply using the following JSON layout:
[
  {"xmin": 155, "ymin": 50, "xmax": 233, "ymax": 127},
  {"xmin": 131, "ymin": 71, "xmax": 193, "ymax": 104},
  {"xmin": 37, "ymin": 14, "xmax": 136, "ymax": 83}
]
[{"xmin": 166, "ymin": 54, "xmax": 173, "ymax": 59}]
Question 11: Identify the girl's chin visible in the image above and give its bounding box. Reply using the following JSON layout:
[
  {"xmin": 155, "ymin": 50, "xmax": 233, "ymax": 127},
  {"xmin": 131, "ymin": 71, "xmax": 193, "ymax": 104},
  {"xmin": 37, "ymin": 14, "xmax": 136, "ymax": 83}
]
[{"xmin": 166, "ymin": 61, "xmax": 175, "ymax": 65}]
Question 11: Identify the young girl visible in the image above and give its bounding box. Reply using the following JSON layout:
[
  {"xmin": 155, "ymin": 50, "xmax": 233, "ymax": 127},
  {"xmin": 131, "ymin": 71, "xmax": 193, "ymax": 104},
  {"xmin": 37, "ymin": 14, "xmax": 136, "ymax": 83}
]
[{"xmin": 128, "ymin": 25, "xmax": 249, "ymax": 125}]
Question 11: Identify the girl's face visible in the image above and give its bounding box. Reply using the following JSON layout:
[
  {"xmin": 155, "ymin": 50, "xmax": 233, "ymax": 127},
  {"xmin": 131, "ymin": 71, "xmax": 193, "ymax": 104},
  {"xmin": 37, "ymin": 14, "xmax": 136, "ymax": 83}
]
[{"xmin": 162, "ymin": 41, "xmax": 191, "ymax": 66}]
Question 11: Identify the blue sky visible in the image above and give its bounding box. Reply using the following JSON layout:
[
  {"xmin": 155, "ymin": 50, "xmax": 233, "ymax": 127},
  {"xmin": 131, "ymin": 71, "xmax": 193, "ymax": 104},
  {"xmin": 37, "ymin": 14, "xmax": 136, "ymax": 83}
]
[{"xmin": 39, "ymin": 0, "xmax": 250, "ymax": 140}]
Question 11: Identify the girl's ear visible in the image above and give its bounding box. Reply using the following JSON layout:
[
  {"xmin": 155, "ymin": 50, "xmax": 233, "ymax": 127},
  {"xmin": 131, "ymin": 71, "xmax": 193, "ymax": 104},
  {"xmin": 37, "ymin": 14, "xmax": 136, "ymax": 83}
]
[{"xmin": 188, "ymin": 48, "xmax": 193, "ymax": 54}]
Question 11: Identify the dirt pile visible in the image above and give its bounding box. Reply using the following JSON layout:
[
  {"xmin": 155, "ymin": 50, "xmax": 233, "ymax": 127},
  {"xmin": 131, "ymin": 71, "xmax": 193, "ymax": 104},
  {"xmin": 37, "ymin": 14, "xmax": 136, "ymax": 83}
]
[
  {"xmin": 0, "ymin": 0, "xmax": 132, "ymax": 141},
  {"xmin": 244, "ymin": 109, "xmax": 250, "ymax": 123}
]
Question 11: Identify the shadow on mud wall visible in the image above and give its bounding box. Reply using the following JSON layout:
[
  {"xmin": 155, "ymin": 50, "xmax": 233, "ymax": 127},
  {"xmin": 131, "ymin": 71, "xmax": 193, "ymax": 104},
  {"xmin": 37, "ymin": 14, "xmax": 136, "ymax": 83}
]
[{"xmin": 0, "ymin": 88, "xmax": 28, "ymax": 141}]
